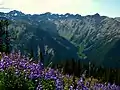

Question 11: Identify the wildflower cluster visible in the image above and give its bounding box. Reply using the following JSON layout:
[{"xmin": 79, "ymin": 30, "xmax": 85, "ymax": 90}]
[{"xmin": 0, "ymin": 52, "xmax": 120, "ymax": 90}]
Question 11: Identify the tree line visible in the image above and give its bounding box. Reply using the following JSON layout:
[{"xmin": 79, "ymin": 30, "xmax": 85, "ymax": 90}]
[{"xmin": 54, "ymin": 59, "xmax": 120, "ymax": 85}]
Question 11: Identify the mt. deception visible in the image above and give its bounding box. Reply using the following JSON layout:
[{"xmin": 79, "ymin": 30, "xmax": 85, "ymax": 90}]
[{"xmin": 1, "ymin": 10, "xmax": 120, "ymax": 67}]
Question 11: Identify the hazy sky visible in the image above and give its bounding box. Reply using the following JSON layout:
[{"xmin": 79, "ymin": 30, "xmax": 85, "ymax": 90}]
[{"xmin": 0, "ymin": 0, "xmax": 120, "ymax": 17}]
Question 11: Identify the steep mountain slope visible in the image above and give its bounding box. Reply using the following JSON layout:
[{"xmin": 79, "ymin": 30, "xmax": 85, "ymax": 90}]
[
  {"xmin": 1, "ymin": 10, "xmax": 120, "ymax": 67},
  {"xmin": 55, "ymin": 14, "xmax": 120, "ymax": 67},
  {"xmin": 7, "ymin": 18, "xmax": 79, "ymax": 65}
]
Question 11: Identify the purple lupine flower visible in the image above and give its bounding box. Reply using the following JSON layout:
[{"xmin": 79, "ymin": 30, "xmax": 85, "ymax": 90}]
[
  {"xmin": 69, "ymin": 85, "xmax": 73, "ymax": 90},
  {"xmin": 36, "ymin": 83, "xmax": 43, "ymax": 90},
  {"xmin": 55, "ymin": 78, "xmax": 64, "ymax": 90}
]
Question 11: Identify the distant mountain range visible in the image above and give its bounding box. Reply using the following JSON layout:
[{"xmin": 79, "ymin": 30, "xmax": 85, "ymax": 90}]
[{"xmin": 1, "ymin": 10, "xmax": 120, "ymax": 67}]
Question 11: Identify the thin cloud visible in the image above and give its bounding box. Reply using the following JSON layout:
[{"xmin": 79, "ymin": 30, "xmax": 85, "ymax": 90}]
[
  {"xmin": 0, "ymin": 7, "xmax": 11, "ymax": 9},
  {"xmin": 2, "ymin": 0, "xmax": 95, "ymax": 15}
]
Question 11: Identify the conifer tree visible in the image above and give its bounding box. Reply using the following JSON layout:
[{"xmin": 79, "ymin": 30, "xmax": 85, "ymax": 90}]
[
  {"xmin": 64, "ymin": 60, "xmax": 69, "ymax": 74},
  {"xmin": 30, "ymin": 47, "xmax": 34, "ymax": 59},
  {"xmin": 0, "ymin": 19, "xmax": 10, "ymax": 53},
  {"xmin": 40, "ymin": 51, "xmax": 44, "ymax": 63},
  {"xmin": 37, "ymin": 45, "xmax": 41, "ymax": 60}
]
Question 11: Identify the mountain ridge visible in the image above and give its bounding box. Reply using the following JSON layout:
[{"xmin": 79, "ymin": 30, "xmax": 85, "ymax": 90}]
[{"xmin": 0, "ymin": 10, "xmax": 120, "ymax": 67}]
